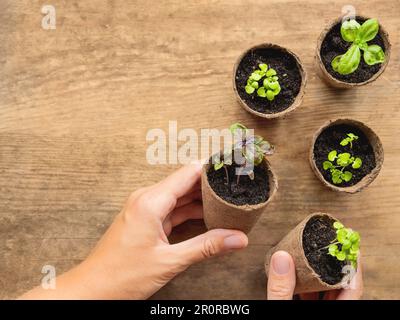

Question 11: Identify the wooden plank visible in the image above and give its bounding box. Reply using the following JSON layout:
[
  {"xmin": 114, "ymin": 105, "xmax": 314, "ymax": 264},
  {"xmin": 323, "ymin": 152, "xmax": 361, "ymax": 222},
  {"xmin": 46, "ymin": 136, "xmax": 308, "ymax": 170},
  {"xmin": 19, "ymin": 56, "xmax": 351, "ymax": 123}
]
[{"xmin": 0, "ymin": 0, "xmax": 399, "ymax": 299}]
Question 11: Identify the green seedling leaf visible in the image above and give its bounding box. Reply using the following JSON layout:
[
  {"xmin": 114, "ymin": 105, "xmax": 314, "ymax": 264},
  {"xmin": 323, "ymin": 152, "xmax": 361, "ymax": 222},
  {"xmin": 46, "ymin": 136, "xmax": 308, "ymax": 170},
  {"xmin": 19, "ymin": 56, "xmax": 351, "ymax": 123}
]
[
  {"xmin": 229, "ymin": 123, "xmax": 247, "ymax": 135},
  {"xmin": 251, "ymin": 81, "xmax": 259, "ymax": 89},
  {"xmin": 352, "ymin": 157, "xmax": 362, "ymax": 169},
  {"xmin": 347, "ymin": 133, "xmax": 358, "ymax": 140},
  {"xmin": 331, "ymin": 55, "xmax": 343, "ymax": 72},
  {"xmin": 342, "ymin": 239, "xmax": 352, "ymax": 250},
  {"xmin": 266, "ymin": 68, "xmax": 277, "ymax": 77},
  {"xmin": 341, "ymin": 19, "xmax": 361, "ymax": 42},
  {"xmin": 250, "ymin": 72, "xmax": 262, "ymax": 81},
  {"xmin": 343, "ymin": 171, "xmax": 353, "ymax": 182},
  {"xmin": 337, "ymin": 44, "xmax": 361, "ymax": 75},
  {"xmin": 214, "ymin": 161, "xmax": 224, "ymax": 170},
  {"xmin": 349, "ymin": 231, "xmax": 360, "ymax": 243},
  {"xmin": 266, "ymin": 90, "xmax": 275, "ymax": 101},
  {"xmin": 337, "ymin": 229, "xmax": 348, "ymax": 243},
  {"xmin": 337, "ymin": 153, "xmax": 352, "ymax": 166},
  {"xmin": 259, "ymin": 63, "xmax": 268, "ymax": 72},
  {"xmin": 323, "ymin": 161, "xmax": 333, "ymax": 170},
  {"xmin": 328, "ymin": 150, "xmax": 337, "ymax": 161},
  {"xmin": 336, "ymin": 252, "xmax": 346, "ymax": 261},
  {"xmin": 245, "ymin": 85, "xmax": 255, "ymax": 94},
  {"xmin": 357, "ymin": 18, "xmax": 379, "ymax": 43},
  {"xmin": 332, "ymin": 173, "xmax": 342, "ymax": 184},
  {"xmin": 333, "ymin": 221, "xmax": 344, "ymax": 229},
  {"xmin": 329, "ymin": 244, "xmax": 338, "ymax": 256},
  {"xmin": 340, "ymin": 138, "xmax": 349, "ymax": 146},
  {"xmin": 268, "ymin": 81, "xmax": 280, "ymax": 90},
  {"xmin": 257, "ymin": 87, "xmax": 267, "ymax": 98},
  {"xmin": 364, "ymin": 44, "xmax": 385, "ymax": 65},
  {"xmin": 259, "ymin": 141, "xmax": 274, "ymax": 155}
]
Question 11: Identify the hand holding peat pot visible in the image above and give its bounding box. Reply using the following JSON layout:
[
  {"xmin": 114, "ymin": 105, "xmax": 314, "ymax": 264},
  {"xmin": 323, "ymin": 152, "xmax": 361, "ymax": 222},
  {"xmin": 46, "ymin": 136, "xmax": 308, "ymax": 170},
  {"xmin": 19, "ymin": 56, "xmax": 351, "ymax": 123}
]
[
  {"xmin": 201, "ymin": 123, "xmax": 278, "ymax": 233},
  {"xmin": 265, "ymin": 213, "xmax": 361, "ymax": 295},
  {"xmin": 316, "ymin": 15, "xmax": 391, "ymax": 88},
  {"xmin": 310, "ymin": 118, "xmax": 384, "ymax": 193},
  {"xmin": 233, "ymin": 43, "xmax": 307, "ymax": 119}
]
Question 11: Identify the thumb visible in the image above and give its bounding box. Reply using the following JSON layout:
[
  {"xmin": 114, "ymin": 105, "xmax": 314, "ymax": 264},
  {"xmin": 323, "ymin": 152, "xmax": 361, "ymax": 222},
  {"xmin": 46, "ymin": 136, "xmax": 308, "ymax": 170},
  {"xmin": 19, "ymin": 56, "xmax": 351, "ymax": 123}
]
[
  {"xmin": 173, "ymin": 229, "xmax": 248, "ymax": 265},
  {"xmin": 267, "ymin": 251, "xmax": 296, "ymax": 300}
]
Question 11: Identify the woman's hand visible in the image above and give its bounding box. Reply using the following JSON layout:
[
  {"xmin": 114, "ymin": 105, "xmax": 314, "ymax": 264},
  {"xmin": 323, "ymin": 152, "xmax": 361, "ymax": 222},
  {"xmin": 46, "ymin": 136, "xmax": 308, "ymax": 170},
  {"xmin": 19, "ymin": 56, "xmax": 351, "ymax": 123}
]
[
  {"xmin": 20, "ymin": 163, "xmax": 248, "ymax": 299},
  {"xmin": 267, "ymin": 251, "xmax": 363, "ymax": 300}
]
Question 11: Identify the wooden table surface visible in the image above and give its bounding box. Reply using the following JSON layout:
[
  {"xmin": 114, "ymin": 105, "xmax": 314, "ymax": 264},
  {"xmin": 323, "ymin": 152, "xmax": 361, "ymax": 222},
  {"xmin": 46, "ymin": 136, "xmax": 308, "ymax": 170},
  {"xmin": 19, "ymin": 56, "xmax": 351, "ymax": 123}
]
[{"xmin": 0, "ymin": 0, "xmax": 399, "ymax": 299}]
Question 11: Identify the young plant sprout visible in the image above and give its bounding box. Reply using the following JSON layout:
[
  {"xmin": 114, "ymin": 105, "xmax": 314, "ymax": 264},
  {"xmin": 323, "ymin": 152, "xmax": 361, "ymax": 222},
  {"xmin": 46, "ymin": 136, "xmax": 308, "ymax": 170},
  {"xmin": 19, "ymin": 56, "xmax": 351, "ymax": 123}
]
[
  {"xmin": 331, "ymin": 18, "xmax": 385, "ymax": 75},
  {"xmin": 327, "ymin": 221, "xmax": 360, "ymax": 269},
  {"xmin": 323, "ymin": 133, "xmax": 362, "ymax": 184},
  {"xmin": 340, "ymin": 133, "xmax": 358, "ymax": 148},
  {"xmin": 245, "ymin": 63, "xmax": 281, "ymax": 101},
  {"xmin": 213, "ymin": 123, "xmax": 274, "ymax": 187}
]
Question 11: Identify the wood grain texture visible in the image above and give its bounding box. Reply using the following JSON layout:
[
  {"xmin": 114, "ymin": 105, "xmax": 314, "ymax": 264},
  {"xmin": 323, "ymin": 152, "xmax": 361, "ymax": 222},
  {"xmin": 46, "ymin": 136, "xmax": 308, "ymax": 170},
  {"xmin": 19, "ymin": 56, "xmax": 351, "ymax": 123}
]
[{"xmin": 0, "ymin": 0, "xmax": 399, "ymax": 299}]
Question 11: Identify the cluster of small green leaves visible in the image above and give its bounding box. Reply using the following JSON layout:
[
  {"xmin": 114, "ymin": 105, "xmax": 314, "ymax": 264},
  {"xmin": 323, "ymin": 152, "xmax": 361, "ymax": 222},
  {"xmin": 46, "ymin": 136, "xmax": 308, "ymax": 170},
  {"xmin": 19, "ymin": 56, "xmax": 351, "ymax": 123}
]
[
  {"xmin": 214, "ymin": 123, "xmax": 274, "ymax": 182},
  {"xmin": 245, "ymin": 63, "xmax": 281, "ymax": 101},
  {"xmin": 323, "ymin": 133, "xmax": 362, "ymax": 184},
  {"xmin": 332, "ymin": 18, "xmax": 385, "ymax": 75},
  {"xmin": 328, "ymin": 221, "xmax": 360, "ymax": 269}
]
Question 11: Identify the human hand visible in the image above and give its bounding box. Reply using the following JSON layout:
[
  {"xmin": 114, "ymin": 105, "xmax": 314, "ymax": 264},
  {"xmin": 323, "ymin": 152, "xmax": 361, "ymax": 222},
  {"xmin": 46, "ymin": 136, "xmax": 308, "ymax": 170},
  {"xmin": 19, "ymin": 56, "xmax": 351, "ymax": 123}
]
[
  {"xmin": 20, "ymin": 163, "xmax": 248, "ymax": 300},
  {"xmin": 267, "ymin": 251, "xmax": 363, "ymax": 300}
]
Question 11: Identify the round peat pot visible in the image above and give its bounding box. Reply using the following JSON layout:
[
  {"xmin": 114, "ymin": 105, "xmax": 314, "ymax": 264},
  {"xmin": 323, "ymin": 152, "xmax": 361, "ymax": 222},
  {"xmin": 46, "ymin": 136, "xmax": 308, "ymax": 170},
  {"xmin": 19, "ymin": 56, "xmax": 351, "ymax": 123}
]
[
  {"xmin": 265, "ymin": 213, "xmax": 353, "ymax": 294},
  {"xmin": 233, "ymin": 43, "xmax": 307, "ymax": 119},
  {"xmin": 201, "ymin": 157, "xmax": 278, "ymax": 234},
  {"xmin": 310, "ymin": 118, "xmax": 384, "ymax": 193},
  {"xmin": 315, "ymin": 15, "xmax": 391, "ymax": 89}
]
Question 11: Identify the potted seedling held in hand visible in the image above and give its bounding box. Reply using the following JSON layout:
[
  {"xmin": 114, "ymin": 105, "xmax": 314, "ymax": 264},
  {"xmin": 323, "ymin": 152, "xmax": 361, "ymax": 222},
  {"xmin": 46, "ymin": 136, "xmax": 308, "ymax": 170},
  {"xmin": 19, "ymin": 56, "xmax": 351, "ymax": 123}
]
[
  {"xmin": 316, "ymin": 16, "xmax": 391, "ymax": 88},
  {"xmin": 201, "ymin": 123, "xmax": 278, "ymax": 233},
  {"xmin": 265, "ymin": 213, "xmax": 361, "ymax": 294}
]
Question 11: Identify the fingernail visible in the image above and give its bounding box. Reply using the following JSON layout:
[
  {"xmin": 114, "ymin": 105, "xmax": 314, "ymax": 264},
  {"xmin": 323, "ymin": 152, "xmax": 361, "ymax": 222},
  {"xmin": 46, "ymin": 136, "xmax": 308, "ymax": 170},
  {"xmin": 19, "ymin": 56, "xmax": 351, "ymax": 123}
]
[
  {"xmin": 272, "ymin": 251, "xmax": 291, "ymax": 275},
  {"xmin": 223, "ymin": 235, "xmax": 246, "ymax": 250}
]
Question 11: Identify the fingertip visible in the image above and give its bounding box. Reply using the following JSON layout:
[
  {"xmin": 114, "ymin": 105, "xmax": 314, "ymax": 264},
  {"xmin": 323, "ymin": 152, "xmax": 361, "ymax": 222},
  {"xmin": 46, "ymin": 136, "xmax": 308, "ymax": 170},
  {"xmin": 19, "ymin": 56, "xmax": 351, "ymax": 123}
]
[{"xmin": 270, "ymin": 251, "xmax": 294, "ymax": 275}]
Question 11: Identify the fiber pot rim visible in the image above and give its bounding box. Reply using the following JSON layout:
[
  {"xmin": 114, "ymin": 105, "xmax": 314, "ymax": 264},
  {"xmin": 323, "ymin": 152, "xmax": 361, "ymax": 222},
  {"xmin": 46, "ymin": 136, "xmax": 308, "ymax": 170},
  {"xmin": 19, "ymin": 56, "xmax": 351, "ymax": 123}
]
[
  {"xmin": 309, "ymin": 118, "xmax": 384, "ymax": 193},
  {"xmin": 201, "ymin": 155, "xmax": 278, "ymax": 211},
  {"xmin": 294, "ymin": 212, "xmax": 345, "ymax": 290},
  {"xmin": 315, "ymin": 15, "xmax": 391, "ymax": 88},
  {"xmin": 233, "ymin": 43, "xmax": 307, "ymax": 119}
]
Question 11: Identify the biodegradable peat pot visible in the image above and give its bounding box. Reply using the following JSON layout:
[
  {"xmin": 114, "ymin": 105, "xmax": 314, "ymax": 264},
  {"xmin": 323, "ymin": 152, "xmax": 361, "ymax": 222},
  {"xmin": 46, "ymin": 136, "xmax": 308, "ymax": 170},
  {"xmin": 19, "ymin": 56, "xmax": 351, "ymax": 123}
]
[
  {"xmin": 265, "ymin": 213, "xmax": 353, "ymax": 294},
  {"xmin": 201, "ymin": 157, "xmax": 278, "ymax": 233},
  {"xmin": 310, "ymin": 118, "xmax": 384, "ymax": 193},
  {"xmin": 316, "ymin": 15, "xmax": 391, "ymax": 88},
  {"xmin": 233, "ymin": 43, "xmax": 307, "ymax": 119}
]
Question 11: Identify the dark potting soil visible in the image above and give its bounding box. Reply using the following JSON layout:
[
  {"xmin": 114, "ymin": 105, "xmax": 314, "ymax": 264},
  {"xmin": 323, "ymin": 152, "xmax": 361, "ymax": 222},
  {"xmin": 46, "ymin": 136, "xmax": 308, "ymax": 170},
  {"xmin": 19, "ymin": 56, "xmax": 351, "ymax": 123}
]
[
  {"xmin": 235, "ymin": 47, "xmax": 302, "ymax": 114},
  {"xmin": 303, "ymin": 215, "xmax": 346, "ymax": 285},
  {"xmin": 206, "ymin": 160, "xmax": 270, "ymax": 206},
  {"xmin": 320, "ymin": 17, "xmax": 386, "ymax": 83},
  {"xmin": 313, "ymin": 124, "xmax": 376, "ymax": 187}
]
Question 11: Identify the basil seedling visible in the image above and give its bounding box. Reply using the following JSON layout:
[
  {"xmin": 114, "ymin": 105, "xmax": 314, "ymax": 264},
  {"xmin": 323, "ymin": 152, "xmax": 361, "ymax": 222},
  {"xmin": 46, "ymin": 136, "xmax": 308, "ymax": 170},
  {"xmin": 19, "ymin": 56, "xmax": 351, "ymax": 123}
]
[
  {"xmin": 323, "ymin": 133, "xmax": 362, "ymax": 185},
  {"xmin": 332, "ymin": 18, "xmax": 385, "ymax": 75},
  {"xmin": 245, "ymin": 63, "xmax": 281, "ymax": 101},
  {"xmin": 328, "ymin": 221, "xmax": 360, "ymax": 269},
  {"xmin": 213, "ymin": 123, "xmax": 274, "ymax": 186}
]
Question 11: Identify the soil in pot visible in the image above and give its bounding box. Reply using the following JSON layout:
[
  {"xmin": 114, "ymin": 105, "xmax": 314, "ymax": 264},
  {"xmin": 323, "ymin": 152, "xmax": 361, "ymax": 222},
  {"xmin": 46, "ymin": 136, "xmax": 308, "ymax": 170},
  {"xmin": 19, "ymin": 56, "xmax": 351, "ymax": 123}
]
[
  {"xmin": 303, "ymin": 215, "xmax": 346, "ymax": 285},
  {"xmin": 235, "ymin": 47, "xmax": 301, "ymax": 114},
  {"xmin": 314, "ymin": 124, "xmax": 376, "ymax": 187},
  {"xmin": 320, "ymin": 17, "xmax": 386, "ymax": 83},
  {"xmin": 206, "ymin": 159, "xmax": 269, "ymax": 206}
]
